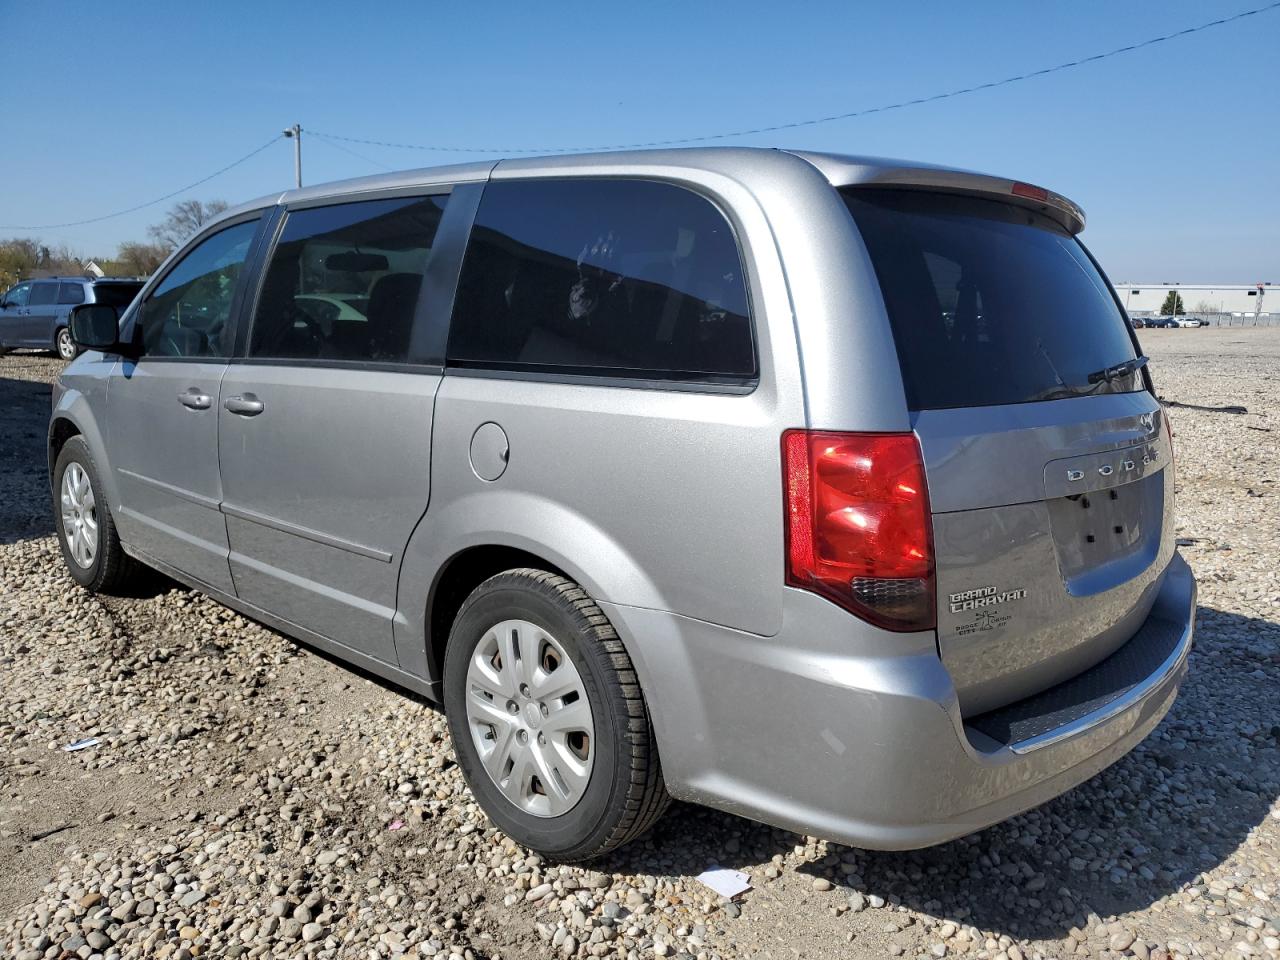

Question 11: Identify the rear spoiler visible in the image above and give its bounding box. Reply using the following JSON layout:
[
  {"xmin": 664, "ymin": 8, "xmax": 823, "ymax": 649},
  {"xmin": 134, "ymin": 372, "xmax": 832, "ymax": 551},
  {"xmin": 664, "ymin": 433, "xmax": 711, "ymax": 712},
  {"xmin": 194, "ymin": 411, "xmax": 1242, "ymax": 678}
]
[{"xmin": 788, "ymin": 152, "xmax": 1086, "ymax": 235}]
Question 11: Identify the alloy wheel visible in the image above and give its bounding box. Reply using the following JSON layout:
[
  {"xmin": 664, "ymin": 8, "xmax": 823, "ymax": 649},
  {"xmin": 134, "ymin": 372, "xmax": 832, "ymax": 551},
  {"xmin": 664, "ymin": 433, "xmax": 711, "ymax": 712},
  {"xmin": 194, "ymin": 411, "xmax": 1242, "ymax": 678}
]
[
  {"xmin": 57, "ymin": 328, "xmax": 76, "ymax": 360},
  {"xmin": 60, "ymin": 463, "xmax": 98, "ymax": 568}
]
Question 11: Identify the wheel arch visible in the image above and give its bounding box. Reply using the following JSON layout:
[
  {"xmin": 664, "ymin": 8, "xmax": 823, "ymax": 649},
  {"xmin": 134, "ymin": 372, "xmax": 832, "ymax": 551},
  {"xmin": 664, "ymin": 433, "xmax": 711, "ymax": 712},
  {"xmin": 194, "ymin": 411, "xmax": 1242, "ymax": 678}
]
[
  {"xmin": 48, "ymin": 415, "xmax": 81, "ymax": 478},
  {"xmin": 395, "ymin": 491, "xmax": 672, "ymax": 694},
  {"xmin": 423, "ymin": 544, "xmax": 571, "ymax": 688},
  {"xmin": 48, "ymin": 391, "xmax": 121, "ymax": 510}
]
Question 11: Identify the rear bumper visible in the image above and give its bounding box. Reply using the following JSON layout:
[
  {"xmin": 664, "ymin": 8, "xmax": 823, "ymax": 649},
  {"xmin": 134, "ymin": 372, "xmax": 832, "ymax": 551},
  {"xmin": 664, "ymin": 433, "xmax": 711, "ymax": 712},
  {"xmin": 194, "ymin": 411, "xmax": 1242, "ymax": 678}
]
[{"xmin": 602, "ymin": 551, "xmax": 1195, "ymax": 850}]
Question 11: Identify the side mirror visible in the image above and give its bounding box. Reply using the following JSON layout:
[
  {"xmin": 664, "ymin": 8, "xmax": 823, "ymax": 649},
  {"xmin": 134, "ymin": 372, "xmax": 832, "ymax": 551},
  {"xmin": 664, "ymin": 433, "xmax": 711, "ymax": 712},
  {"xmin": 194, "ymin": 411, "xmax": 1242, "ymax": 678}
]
[{"xmin": 69, "ymin": 304, "xmax": 123, "ymax": 352}]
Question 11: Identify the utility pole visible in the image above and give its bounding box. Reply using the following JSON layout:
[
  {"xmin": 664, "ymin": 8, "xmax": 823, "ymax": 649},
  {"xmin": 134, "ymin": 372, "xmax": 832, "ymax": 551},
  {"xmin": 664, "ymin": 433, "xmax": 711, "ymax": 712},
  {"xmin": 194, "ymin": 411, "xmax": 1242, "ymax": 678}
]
[{"xmin": 283, "ymin": 124, "xmax": 302, "ymax": 188}]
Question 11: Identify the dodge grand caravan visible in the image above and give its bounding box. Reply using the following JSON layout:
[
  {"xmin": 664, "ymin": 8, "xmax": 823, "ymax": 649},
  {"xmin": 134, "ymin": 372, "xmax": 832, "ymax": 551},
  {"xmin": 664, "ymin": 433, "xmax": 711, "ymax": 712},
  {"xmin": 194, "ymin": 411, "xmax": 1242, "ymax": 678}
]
[{"xmin": 53, "ymin": 148, "xmax": 1195, "ymax": 861}]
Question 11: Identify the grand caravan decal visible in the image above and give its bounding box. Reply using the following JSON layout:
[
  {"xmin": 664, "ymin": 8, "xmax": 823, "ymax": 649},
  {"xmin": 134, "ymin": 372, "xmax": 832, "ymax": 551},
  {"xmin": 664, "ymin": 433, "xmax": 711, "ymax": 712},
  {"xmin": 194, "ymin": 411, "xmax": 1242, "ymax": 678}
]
[{"xmin": 948, "ymin": 585, "xmax": 1028, "ymax": 614}]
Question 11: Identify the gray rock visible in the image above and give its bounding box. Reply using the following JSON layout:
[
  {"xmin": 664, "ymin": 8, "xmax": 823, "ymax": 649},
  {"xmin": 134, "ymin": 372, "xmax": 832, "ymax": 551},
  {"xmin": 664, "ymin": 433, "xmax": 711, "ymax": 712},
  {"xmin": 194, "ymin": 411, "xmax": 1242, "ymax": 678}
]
[
  {"xmin": 85, "ymin": 931, "xmax": 110, "ymax": 950},
  {"xmin": 1110, "ymin": 929, "xmax": 1137, "ymax": 952},
  {"xmin": 178, "ymin": 889, "xmax": 205, "ymax": 908}
]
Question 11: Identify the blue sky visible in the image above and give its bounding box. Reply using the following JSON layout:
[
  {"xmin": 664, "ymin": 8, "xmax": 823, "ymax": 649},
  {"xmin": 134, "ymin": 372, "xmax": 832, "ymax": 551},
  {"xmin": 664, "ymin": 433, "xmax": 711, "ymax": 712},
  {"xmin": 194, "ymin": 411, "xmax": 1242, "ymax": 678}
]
[{"xmin": 1, "ymin": 1, "xmax": 1276, "ymax": 282}]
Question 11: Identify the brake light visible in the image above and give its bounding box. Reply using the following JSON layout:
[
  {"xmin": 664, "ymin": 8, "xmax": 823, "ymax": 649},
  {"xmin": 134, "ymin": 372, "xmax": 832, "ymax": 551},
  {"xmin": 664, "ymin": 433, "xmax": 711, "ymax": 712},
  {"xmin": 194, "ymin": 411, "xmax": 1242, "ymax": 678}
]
[
  {"xmin": 1011, "ymin": 181, "xmax": 1049, "ymax": 201},
  {"xmin": 782, "ymin": 430, "xmax": 935, "ymax": 631}
]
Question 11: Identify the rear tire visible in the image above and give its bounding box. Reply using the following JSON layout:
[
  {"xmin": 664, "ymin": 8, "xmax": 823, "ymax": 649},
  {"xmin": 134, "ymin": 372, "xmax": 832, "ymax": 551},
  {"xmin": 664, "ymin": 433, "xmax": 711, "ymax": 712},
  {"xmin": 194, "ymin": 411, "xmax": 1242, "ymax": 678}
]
[
  {"xmin": 53, "ymin": 436, "xmax": 139, "ymax": 593},
  {"xmin": 443, "ymin": 569, "xmax": 669, "ymax": 861},
  {"xmin": 55, "ymin": 326, "xmax": 78, "ymax": 360}
]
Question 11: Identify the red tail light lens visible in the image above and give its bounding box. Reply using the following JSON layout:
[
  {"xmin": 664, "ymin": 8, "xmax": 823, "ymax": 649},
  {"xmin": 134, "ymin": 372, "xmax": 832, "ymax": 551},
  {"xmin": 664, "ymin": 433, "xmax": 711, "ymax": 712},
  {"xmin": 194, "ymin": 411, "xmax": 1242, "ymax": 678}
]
[
  {"xmin": 1011, "ymin": 181, "xmax": 1049, "ymax": 201},
  {"xmin": 782, "ymin": 430, "xmax": 935, "ymax": 631}
]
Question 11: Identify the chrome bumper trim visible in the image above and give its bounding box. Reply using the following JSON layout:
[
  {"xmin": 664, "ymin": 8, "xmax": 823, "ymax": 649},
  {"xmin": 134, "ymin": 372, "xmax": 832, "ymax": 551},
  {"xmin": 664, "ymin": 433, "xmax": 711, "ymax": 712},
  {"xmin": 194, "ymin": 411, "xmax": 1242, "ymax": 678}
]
[{"xmin": 1007, "ymin": 581, "xmax": 1195, "ymax": 755}]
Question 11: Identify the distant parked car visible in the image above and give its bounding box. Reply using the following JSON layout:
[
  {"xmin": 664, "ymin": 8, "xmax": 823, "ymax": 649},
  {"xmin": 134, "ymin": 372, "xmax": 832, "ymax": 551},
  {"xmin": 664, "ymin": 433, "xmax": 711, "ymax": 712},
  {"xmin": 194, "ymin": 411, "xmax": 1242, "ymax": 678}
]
[
  {"xmin": 1129, "ymin": 316, "xmax": 1147, "ymax": 329},
  {"xmin": 1176, "ymin": 317, "xmax": 1204, "ymax": 328},
  {"xmin": 1149, "ymin": 316, "xmax": 1180, "ymax": 329},
  {"xmin": 0, "ymin": 277, "xmax": 145, "ymax": 359}
]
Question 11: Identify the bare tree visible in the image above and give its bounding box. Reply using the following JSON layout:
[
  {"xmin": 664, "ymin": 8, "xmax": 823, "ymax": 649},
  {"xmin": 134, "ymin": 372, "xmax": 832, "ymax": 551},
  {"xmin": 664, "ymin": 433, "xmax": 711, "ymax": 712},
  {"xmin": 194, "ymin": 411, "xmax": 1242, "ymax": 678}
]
[
  {"xmin": 147, "ymin": 199, "xmax": 230, "ymax": 253},
  {"xmin": 0, "ymin": 238, "xmax": 43, "ymax": 289},
  {"xmin": 114, "ymin": 241, "xmax": 170, "ymax": 277},
  {"xmin": 0, "ymin": 238, "xmax": 87, "ymax": 288}
]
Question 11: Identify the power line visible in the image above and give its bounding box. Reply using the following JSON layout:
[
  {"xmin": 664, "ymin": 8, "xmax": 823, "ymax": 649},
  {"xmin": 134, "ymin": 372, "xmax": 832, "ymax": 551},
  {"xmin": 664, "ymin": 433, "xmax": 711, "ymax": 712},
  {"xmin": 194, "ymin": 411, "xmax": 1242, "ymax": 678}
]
[
  {"xmin": 3, "ymin": 2, "xmax": 1273, "ymax": 236},
  {"xmin": 0, "ymin": 135, "xmax": 285, "ymax": 231},
  {"xmin": 310, "ymin": 131, "xmax": 396, "ymax": 172},
  {"xmin": 310, "ymin": 1, "xmax": 1280, "ymax": 155}
]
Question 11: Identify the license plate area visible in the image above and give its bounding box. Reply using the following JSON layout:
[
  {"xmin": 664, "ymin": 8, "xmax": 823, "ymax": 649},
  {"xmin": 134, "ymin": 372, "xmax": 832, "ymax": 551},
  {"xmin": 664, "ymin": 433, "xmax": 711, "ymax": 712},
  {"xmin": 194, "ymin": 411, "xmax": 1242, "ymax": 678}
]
[{"xmin": 1047, "ymin": 472, "xmax": 1164, "ymax": 595}]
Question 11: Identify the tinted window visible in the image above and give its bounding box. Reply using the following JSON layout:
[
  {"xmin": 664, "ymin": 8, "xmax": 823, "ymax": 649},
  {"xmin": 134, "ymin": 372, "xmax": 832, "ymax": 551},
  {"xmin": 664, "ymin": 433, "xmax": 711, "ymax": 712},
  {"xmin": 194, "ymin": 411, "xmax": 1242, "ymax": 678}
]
[
  {"xmin": 842, "ymin": 189, "xmax": 1139, "ymax": 410},
  {"xmin": 447, "ymin": 179, "xmax": 754, "ymax": 382},
  {"xmin": 57, "ymin": 282, "xmax": 86, "ymax": 305},
  {"xmin": 250, "ymin": 195, "xmax": 448, "ymax": 363},
  {"xmin": 3, "ymin": 282, "xmax": 31, "ymax": 307},
  {"xmin": 91, "ymin": 282, "xmax": 143, "ymax": 308},
  {"xmin": 29, "ymin": 282, "xmax": 58, "ymax": 306},
  {"xmin": 139, "ymin": 220, "xmax": 258, "ymax": 358}
]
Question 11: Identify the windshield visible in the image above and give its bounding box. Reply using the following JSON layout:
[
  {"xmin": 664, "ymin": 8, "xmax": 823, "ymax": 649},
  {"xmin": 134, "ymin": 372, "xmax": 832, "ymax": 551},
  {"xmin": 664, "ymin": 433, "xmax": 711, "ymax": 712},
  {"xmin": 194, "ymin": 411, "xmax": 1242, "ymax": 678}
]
[
  {"xmin": 842, "ymin": 188, "xmax": 1141, "ymax": 410},
  {"xmin": 92, "ymin": 282, "xmax": 144, "ymax": 308}
]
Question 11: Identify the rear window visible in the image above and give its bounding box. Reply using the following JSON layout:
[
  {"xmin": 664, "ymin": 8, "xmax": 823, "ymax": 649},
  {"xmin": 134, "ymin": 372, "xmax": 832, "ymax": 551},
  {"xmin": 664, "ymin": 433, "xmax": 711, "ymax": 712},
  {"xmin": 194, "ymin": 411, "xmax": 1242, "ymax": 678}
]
[
  {"xmin": 57, "ymin": 282, "xmax": 86, "ymax": 305},
  {"xmin": 842, "ymin": 189, "xmax": 1141, "ymax": 410},
  {"xmin": 91, "ymin": 282, "xmax": 143, "ymax": 308},
  {"xmin": 447, "ymin": 179, "xmax": 755, "ymax": 383}
]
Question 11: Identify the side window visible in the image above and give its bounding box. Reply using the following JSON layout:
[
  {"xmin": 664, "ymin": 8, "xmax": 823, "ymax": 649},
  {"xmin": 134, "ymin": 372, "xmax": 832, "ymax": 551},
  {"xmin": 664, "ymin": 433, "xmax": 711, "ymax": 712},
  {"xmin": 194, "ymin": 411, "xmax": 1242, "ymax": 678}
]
[
  {"xmin": 138, "ymin": 220, "xmax": 258, "ymax": 358},
  {"xmin": 29, "ymin": 282, "xmax": 58, "ymax": 306},
  {"xmin": 447, "ymin": 179, "xmax": 755, "ymax": 382},
  {"xmin": 58, "ymin": 282, "xmax": 87, "ymax": 305},
  {"xmin": 249, "ymin": 194, "xmax": 449, "ymax": 363},
  {"xmin": 3, "ymin": 282, "xmax": 32, "ymax": 307}
]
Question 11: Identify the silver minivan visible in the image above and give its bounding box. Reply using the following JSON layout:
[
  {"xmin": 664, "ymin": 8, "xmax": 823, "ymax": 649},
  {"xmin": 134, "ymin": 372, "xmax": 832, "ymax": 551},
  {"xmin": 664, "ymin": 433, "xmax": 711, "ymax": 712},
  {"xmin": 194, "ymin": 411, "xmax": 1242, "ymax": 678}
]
[{"xmin": 54, "ymin": 148, "xmax": 1195, "ymax": 861}]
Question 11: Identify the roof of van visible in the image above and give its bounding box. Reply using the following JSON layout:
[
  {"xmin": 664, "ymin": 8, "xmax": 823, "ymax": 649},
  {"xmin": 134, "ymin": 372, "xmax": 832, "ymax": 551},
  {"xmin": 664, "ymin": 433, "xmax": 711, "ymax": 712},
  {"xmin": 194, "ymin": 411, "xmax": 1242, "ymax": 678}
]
[{"xmin": 221, "ymin": 146, "xmax": 1085, "ymax": 234}]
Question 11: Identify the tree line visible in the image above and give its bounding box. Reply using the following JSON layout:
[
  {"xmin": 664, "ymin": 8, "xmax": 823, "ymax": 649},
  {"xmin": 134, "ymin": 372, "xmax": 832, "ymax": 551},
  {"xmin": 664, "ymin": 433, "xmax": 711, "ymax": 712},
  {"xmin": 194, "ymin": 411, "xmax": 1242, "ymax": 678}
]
[{"xmin": 0, "ymin": 199, "xmax": 229, "ymax": 290}]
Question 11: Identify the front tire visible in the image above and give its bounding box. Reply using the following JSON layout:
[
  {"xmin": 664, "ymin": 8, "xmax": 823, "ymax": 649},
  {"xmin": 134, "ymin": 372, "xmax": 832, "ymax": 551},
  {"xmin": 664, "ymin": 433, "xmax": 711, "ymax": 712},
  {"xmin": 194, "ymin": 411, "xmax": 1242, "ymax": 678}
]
[
  {"xmin": 53, "ymin": 436, "xmax": 138, "ymax": 593},
  {"xmin": 443, "ymin": 569, "xmax": 669, "ymax": 861},
  {"xmin": 55, "ymin": 326, "xmax": 78, "ymax": 361}
]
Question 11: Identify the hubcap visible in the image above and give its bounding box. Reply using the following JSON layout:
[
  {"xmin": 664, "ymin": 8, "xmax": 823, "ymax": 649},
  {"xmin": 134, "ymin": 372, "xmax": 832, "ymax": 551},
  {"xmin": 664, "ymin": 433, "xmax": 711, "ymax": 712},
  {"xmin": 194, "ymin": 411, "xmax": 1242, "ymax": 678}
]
[
  {"xmin": 464, "ymin": 619, "xmax": 594, "ymax": 818},
  {"xmin": 60, "ymin": 463, "xmax": 98, "ymax": 568},
  {"xmin": 57, "ymin": 329, "xmax": 74, "ymax": 359}
]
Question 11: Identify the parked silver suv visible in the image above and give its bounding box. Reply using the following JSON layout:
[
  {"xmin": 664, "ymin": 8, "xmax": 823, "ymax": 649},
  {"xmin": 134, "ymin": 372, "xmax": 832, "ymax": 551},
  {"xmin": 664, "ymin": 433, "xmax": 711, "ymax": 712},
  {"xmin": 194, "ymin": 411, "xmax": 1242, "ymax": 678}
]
[{"xmin": 53, "ymin": 148, "xmax": 1195, "ymax": 860}]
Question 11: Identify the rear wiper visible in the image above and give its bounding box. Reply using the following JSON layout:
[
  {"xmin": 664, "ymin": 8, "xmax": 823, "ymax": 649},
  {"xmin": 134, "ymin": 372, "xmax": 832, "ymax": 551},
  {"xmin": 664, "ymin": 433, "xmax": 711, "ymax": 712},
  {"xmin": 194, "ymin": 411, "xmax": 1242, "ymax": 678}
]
[{"xmin": 1087, "ymin": 355, "xmax": 1149, "ymax": 385}]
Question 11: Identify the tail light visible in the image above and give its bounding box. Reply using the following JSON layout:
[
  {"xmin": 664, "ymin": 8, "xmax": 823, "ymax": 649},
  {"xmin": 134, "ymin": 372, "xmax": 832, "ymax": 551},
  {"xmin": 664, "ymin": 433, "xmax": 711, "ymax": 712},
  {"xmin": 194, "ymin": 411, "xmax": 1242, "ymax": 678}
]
[{"xmin": 782, "ymin": 431, "xmax": 935, "ymax": 631}]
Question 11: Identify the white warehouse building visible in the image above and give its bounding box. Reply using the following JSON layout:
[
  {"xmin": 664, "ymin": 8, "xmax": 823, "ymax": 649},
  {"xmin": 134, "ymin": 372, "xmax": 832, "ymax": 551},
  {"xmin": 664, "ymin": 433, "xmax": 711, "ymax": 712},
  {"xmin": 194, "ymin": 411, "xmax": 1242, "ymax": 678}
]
[{"xmin": 1118, "ymin": 282, "xmax": 1274, "ymax": 318}]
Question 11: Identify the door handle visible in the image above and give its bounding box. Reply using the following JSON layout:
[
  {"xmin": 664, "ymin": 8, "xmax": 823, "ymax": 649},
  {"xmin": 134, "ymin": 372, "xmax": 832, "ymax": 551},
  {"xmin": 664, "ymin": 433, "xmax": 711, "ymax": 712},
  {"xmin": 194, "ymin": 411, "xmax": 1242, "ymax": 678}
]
[
  {"xmin": 178, "ymin": 388, "xmax": 212, "ymax": 410},
  {"xmin": 224, "ymin": 394, "xmax": 265, "ymax": 416}
]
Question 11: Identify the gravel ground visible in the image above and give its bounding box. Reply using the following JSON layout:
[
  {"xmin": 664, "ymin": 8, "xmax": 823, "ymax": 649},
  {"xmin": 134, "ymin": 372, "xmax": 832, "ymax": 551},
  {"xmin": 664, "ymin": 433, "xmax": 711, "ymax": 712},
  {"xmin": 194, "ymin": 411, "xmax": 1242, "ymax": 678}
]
[{"xmin": 1, "ymin": 327, "xmax": 1277, "ymax": 960}]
